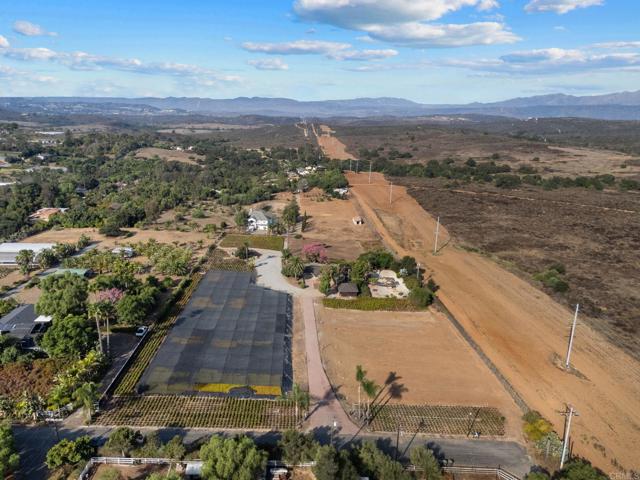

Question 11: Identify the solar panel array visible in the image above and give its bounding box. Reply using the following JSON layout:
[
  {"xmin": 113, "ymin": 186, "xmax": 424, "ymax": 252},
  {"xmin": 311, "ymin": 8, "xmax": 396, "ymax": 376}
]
[{"xmin": 139, "ymin": 270, "xmax": 290, "ymax": 396}]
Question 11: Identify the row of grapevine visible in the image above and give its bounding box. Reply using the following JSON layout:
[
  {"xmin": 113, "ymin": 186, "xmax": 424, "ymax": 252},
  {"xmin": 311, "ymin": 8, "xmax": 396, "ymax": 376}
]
[
  {"xmin": 95, "ymin": 395, "xmax": 302, "ymax": 430},
  {"xmin": 369, "ymin": 404, "xmax": 505, "ymax": 436}
]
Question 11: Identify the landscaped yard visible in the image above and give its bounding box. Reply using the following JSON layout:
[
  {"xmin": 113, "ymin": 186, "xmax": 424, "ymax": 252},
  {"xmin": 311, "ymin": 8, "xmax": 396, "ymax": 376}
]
[{"xmin": 220, "ymin": 234, "xmax": 284, "ymax": 251}]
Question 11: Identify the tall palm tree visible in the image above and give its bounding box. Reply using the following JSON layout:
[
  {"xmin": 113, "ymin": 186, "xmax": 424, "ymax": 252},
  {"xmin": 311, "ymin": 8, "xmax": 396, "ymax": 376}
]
[
  {"xmin": 73, "ymin": 382, "xmax": 98, "ymax": 423},
  {"xmin": 361, "ymin": 379, "xmax": 379, "ymax": 422}
]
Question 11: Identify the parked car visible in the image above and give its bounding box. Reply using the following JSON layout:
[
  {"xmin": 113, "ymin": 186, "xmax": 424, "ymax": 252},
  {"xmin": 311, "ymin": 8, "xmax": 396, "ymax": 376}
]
[{"xmin": 135, "ymin": 326, "xmax": 148, "ymax": 337}]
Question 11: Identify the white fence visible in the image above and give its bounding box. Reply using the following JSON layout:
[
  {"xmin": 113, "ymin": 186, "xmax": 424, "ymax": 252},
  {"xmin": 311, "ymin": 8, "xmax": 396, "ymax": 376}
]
[{"xmin": 78, "ymin": 457, "xmax": 177, "ymax": 479}]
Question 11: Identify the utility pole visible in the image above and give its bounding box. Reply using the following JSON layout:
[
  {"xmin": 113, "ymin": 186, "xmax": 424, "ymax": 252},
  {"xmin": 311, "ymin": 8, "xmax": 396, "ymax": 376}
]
[
  {"xmin": 416, "ymin": 262, "xmax": 420, "ymax": 280},
  {"xmin": 389, "ymin": 182, "xmax": 393, "ymax": 204},
  {"xmin": 560, "ymin": 405, "xmax": 578, "ymax": 469},
  {"xmin": 369, "ymin": 161, "xmax": 372, "ymax": 183},
  {"xmin": 433, "ymin": 216, "xmax": 440, "ymax": 255},
  {"xmin": 565, "ymin": 304, "xmax": 579, "ymax": 369},
  {"xmin": 356, "ymin": 159, "xmax": 359, "ymax": 173}
]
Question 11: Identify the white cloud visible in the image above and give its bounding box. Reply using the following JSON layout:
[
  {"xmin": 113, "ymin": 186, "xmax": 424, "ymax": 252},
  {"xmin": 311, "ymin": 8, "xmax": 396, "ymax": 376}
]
[
  {"xmin": 0, "ymin": 35, "xmax": 9, "ymax": 48},
  {"xmin": 242, "ymin": 40, "xmax": 350, "ymax": 55},
  {"xmin": 446, "ymin": 47, "xmax": 640, "ymax": 74},
  {"xmin": 330, "ymin": 48, "xmax": 398, "ymax": 61},
  {"xmin": 13, "ymin": 20, "xmax": 57, "ymax": 37},
  {"xmin": 293, "ymin": 0, "xmax": 518, "ymax": 49},
  {"xmin": 592, "ymin": 41, "xmax": 640, "ymax": 49},
  {"xmin": 0, "ymin": 45, "xmax": 242, "ymax": 85},
  {"xmin": 365, "ymin": 21, "xmax": 519, "ymax": 47},
  {"xmin": 294, "ymin": 0, "xmax": 499, "ymax": 27},
  {"xmin": 525, "ymin": 0, "xmax": 604, "ymax": 14},
  {"xmin": 247, "ymin": 58, "xmax": 290, "ymax": 70}
]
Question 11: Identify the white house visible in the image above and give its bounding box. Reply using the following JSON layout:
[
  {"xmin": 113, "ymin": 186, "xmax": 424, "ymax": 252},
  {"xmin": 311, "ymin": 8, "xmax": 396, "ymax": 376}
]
[
  {"xmin": 247, "ymin": 209, "xmax": 277, "ymax": 232},
  {"xmin": 0, "ymin": 243, "xmax": 56, "ymax": 265}
]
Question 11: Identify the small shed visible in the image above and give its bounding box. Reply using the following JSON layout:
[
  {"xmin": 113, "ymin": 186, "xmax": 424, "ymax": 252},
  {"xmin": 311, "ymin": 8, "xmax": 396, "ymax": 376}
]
[{"xmin": 338, "ymin": 282, "xmax": 359, "ymax": 297}]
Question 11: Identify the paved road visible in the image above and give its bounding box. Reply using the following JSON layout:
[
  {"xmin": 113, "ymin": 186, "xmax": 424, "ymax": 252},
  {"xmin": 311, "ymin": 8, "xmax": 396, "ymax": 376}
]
[
  {"xmin": 253, "ymin": 250, "xmax": 356, "ymax": 434},
  {"xmin": 13, "ymin": 424, "xmax": 531, "ymax": 480}
]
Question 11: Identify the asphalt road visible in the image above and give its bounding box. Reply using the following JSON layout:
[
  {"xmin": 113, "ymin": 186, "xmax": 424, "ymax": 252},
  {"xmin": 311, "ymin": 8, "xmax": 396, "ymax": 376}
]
[{"xmin": 13, "ymin": 424, "xmax": 532, "ymax": 480}]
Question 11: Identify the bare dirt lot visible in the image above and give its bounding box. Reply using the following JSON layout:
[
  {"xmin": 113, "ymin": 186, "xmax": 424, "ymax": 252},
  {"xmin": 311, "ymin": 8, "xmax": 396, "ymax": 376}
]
[
  {"xmin": 395, "ymin": 177, "xmax": 640, "ymax": 356},
  {"xmin": 291, "ymin": 188, "xmax": 382, "ymax": 261},
  {"xmin": 333, "ymin": 123, "xmax": 640, "ymax": 178},
  {"xmin": 347, "ymin": 172, "xmax": 640, "ymax": 472},
  {"xmin": 134, "ymin": 147, "xmax": 204, "ymax": 165},
  {"xmin": 90, "ymin": 463, "xmax": 171, "ymax": 479},
  {"xmin": 316, "ymin": 304, "xmax": 523, "ymax": 439},
  {"xmin": 313, "ymin": 124, "xmax": 356, "ymax": 160},
  {"xmin": 21, "ymin": 227, "xmax": 214, "ymax": 257}
]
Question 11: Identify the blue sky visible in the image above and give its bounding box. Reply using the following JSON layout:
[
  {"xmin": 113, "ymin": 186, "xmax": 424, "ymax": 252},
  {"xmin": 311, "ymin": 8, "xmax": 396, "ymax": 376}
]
[{"xmin": 0, "ymin": 0, "xmax": 638, "ymax": 102}]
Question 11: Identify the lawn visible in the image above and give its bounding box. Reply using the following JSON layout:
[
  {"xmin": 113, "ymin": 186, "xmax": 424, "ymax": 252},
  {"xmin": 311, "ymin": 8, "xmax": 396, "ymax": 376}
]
[{"xmin": 220, "ymin": 234, "xmax": 284, "ymax": 251}]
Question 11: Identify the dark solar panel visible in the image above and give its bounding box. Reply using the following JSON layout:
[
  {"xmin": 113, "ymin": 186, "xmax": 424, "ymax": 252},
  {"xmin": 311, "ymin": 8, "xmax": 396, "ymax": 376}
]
[{"xmin": 139, "ymin": 270, "xmax": 291, "ymax": 397}]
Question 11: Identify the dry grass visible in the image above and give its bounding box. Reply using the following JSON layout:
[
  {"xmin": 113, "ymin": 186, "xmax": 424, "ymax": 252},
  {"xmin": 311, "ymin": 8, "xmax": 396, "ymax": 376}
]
[{"xmin": 134, "ymin": 147, "xmax": 204, "ymax": 165}]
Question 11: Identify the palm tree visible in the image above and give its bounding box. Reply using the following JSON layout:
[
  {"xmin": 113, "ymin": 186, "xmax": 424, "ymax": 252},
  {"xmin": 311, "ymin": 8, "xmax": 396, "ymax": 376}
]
[
  {"xmin": 289, "ymin": 256, "xmax": 305, "ymax": 279},
  {"xmin": 292, "ymin": 383, "xmax": 310, "ymax": 420},
  {"xmin": 73, "ymin": 382, "xmax": 98, "ymax": 423},
  {"xmin": 88, "ymin": 302, "xmax": 111, "ymax": 355},
  {"xmin": 361, "ymin": 379, "xmax": 379, "ymax": 422}
]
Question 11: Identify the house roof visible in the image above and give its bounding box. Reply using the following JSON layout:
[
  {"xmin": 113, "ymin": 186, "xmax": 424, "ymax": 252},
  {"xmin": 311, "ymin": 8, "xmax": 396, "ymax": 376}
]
[
  {"xmin": 338, "ymin": 282, "xmax": 359, "ymax": 294},
  {"xmin": 249, "ymin": 209, "xmax": 277, "ymax": 223},
  {"xmin": 0, "ymin": 304, "xmax": 49, "ymax": 339},
  {"xmin": 0, "ymin": 243, "xmax": 56, "ymax": 254}
]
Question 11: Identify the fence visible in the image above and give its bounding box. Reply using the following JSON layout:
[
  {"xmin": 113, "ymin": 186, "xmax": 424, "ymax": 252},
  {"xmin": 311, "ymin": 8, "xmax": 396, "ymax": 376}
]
[
  {"xmin": 78, "ymin": 457, "xmax": 176, "ymax": 479},
  {"xmin": 443, "ymin": 465, "xmax": 521, "ymax": 480}
]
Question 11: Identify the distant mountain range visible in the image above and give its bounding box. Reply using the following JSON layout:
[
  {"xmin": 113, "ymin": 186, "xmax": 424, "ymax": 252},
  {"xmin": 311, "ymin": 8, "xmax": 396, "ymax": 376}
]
[{"xmin": 2, "ymin": 90, "xmax": 640, "ymax": 120}]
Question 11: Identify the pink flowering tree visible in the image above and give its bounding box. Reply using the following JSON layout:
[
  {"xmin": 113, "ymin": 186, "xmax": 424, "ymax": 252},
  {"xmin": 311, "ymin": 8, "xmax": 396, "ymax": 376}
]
[
  {"xmin": 96, "ymin": 288, "xmax": 125, "ymax": 304},
  {"xmin": 302, "ymin": 243, "xmax": 328, "ymax": 263}
]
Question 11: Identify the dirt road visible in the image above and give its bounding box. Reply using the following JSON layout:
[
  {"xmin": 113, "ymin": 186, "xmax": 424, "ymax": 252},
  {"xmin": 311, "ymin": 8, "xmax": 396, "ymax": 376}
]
[
  {"xmin": 347, "ymin": 172, "xmax": 640, "ymax": 473},
  {"xmin": 313, "ymin": 124, "xmax": 356, "ymax": 160}
]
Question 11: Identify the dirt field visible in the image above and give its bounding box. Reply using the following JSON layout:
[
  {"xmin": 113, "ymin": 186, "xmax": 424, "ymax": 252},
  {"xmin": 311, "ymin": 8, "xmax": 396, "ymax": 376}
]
[
  {"xmin": 333, "ymin": 123, "xmax": 640, "ymax": 178},
  {"xmin": 346, "ymin": 172, "xmax": 640, "ymax": 472},
  {"xmin": 395, "ymin": 177, "xmax": 640, "ymax": 356},
  {"xmin": 316, "ymin": 304, "xmax": 523, "ymax": 439},
  {"xmin": 313, "ymin": 124, "xmax": 356, "ymax": 160},
  {"xmin": 291, "ymin": 189, "xmax": 382, "ymax": 261},
  {"xmin": 134, "ymin": 147, "xmax": 204, "ymax": 165}
]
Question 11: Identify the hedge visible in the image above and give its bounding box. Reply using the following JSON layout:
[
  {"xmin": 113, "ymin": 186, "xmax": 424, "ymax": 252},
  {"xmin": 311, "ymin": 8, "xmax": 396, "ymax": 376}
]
[{"xmin": 322, "ymin": 297, "xmax": 426, "ymax": 312}]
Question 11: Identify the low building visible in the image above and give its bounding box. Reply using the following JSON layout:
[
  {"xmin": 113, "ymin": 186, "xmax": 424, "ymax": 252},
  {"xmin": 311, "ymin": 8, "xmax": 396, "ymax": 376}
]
[
  {"xmin": 248, "ymin": 209, "xmax": 277, "ymax": 232},
  {"xmin": 0, "ymin": 243, "xmax": 56, "ymax": 265},
  {"xmin": 112, "ymin": 246, "xmax": 135, "ymax": 258},
  {"xmin": 29, "ymin": 207, "xmax": 67, "ymax": 223},
  {"xmin": 338, "ymin": 282, "xmax": 359, "ymax": 298},
  {"xmin": 0, "ymin": 304, "xmax": 51, "ymax": 348}
]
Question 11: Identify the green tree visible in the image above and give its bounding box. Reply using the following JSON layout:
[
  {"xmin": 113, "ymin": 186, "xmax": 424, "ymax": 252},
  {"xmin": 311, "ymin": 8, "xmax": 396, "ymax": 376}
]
[
  {"xmin": 115, "ymin": 295, "xmax": 148, "ymax": 326},
  {"xmin": 282, "ymin": 199, "xmax": 300, "ymax": 231},
  {"xmin": 36, "ymin": 272, "xmax": 89, "ymax": 320},
  {"xmin": 319, "ymin": 270, "xmax": 331, "ymax": 295},
  {"xmin": 45, "ymin": 436, "xmax": 94, "ymax": 470},
  {"xmin": 278, "ymin": 430, "xmax": 317, "ymax": 465},
  {"xmin": 161, "ymin": 435, "xmax": 186, "ymax": 460},
  {"xmin": 72, "ymin": 382, "xmax": 98, "ymax": 422},
  {"xmin": 146, "ymin": 473, "xmax": 181, "ymax": 480},
  {"xmin": 40, "ymin": 315, "xmax": 97, "ymax": 358},
  {"xmin": 357, "ymin": 441, "xmax": 411, "ymax": 480},
  {"xmin": 313, "ymin": 445, "xmax": 340, "ymax": 480},
  {"xmin": 555, "ymin": 459, "xmax": 608, "ymax": 480},
  {"xmin": 37, "ymin": 248, "xmax": 58, "ymax": 270},
  {"xmin": 16, "ymin": 249, "xmax": 34, "ymax": 275},
  {"xmin": 408, "ymin": 287, "xmax": 434, "ymax": 308},
  {"xmin": 200, "ymin": 435, "xmax": 267, "ymax": 480},
  {"xmin": 77, "ymin": 234, "xmax": 91, "ymax": 250},
  {"xmin": 234, "ymin": 242, "xmax": 251, "ymax": 260},
  {"xmin": 410, "ymin": 446, "xmax": 442, "ymax": 480},
  {"xmin": 0, "ymin": 423, "xmax": 19, "ymax": 478},
  {"xmin": 106, "ymin": 427, "xmax": 138, "ymax": 457},
  {"xmin": 234, "ymin": 208, "xmax": 249, "ymax": 228}
]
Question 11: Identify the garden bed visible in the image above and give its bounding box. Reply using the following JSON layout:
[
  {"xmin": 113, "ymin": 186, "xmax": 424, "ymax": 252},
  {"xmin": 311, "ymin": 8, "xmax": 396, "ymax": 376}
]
[
  {"xmin": 322, "ymin": 297, "xmax": 424, "ymax": 311},
  {"xmin": 369, "ymin": 404, "xmax": 505, "ymax": 436},
  {"xmin": 95, "ymin": 395, "xmax": 302, "ymax": 429}
]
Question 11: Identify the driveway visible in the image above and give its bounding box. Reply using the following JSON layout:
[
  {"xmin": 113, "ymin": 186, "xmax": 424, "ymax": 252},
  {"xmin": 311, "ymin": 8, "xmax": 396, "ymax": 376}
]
[{"xmin": 253, "ymin": 249, "xmax": 320, "ymax": 298}]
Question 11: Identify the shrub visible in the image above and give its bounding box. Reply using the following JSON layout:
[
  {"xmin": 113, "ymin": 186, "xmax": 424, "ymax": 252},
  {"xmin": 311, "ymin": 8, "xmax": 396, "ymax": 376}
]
[
  {"xmin": 200, "ymin": 435, "xmax": 267, "ymax": 480},
  {"xmin": 323, "ymin": 297, "xmax": 426, "ymax": 311},
  {"xmin": 279, "ymin": 430, "xmax": 318, "ymax": 465},
  {"xmin": 45, "ymin": 436, "xmax": 94, "ymax": 469},
  {"xmin": 409, "ymin": 287, "xmax": 434, "ymax": 308},
  {"xmin": 534, "ymin": 268, "xmax": 569, "ymax": 293},
  {"xmin": 522, "ymin": 411, "xmax": 555, "ymax": 442},
  {"xmin": 0, "ymin": 422, "xmax": 19, "ymax": 478}
]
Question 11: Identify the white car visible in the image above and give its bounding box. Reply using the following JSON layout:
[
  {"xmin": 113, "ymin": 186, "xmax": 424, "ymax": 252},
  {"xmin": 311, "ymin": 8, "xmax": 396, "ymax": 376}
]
[{"xmin": 135, "ymin": 326, "xmax": 148, "ymax": 337}]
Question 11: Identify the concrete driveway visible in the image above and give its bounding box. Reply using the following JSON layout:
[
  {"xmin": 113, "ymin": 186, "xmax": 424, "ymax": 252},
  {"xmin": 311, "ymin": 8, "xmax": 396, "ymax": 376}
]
[{"xmin": 253, "ymin": 249, "xmax": 320, "ymax": 298}]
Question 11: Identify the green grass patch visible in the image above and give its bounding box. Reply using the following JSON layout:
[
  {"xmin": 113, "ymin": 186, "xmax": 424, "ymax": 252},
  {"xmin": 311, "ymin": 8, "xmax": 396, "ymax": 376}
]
[
  {"xmin": 220, "ymin": 234, "xmax": 284, "ymax": 251},
  {"xmin": 322, "ymin": 297, "xmax": 425, "ymax": 312},
  {"xmin": 533, "ymin": 264, "xmax": 569, "ymax": 293}
]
